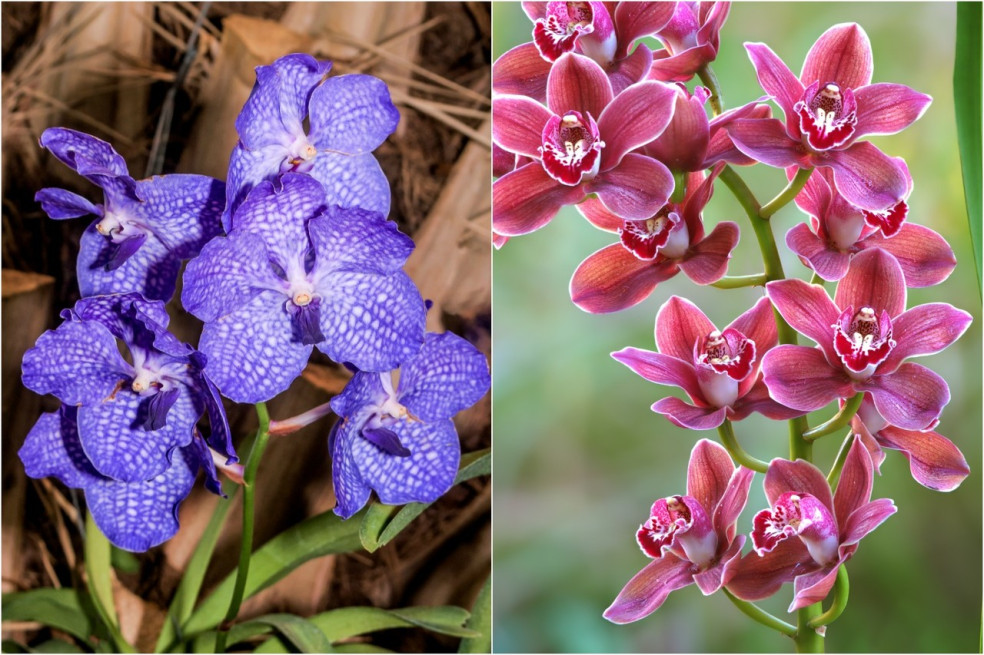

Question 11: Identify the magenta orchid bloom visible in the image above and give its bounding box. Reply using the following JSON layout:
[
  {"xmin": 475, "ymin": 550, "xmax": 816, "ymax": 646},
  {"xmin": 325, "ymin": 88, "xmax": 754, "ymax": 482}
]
[
  {"xmin": 648, "ymin": 1, "xmax": 730, "ymax": 82},
  {"xmin": 852, "ymin": 393, "xmax": 969, "ymax": 492},
  {"xmin": 763, "ymin": 248, "xmax": 972, "ymax": 431},
  {"xmin": 493, "ymin": 2, "xmax": 677, "ymax": 102},
  {"xmin": 612, "ymin": 296, "xmax": 801, "ymax": 430},
  {"xmin": 570, "ymin": 166, "xmax": 739, "ymax": 313},
  {"xmin": 493, "ymin": 52, "xmax": 677, "ymax": 237},
  {"xmin": 604, "ymin": 439, "xmax": 754, "ymax": 623},
  {"xmin": 786, "ymin": 167, "xmax": 956, "ymax": 286},
  {"xmin": 727, "ymin": 437, "xmax": 896, "ymax": 612},
  {"xmin": 727, "ymin": 23, "xmax": 932, "ymax": 211}
]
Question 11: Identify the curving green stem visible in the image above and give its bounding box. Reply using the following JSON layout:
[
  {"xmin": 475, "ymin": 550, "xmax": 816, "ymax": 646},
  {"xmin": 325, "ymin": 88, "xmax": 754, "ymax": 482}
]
[
  {"xmin": 697, "ymin": 64, "xmax": 724, "ymax": 116},
  {"xmin": 215, "ymin": 402, "xmax": 271, "ymax": 653},
  {"xmin": 717, "ymin": 420, "xmax": 769, "ymax": 474},
  {"xmin": 803, "ymin": 393, "xmax": 863, "ymax": 442},
  {"xmin": 718, "ymin": 166, "xmax": 785, "ymax": 283},
  {"xmin": 795, "ymin": 602, "xmax": 825, "ymax": 652},
  {"xmin": 723, "ymin": 588, "xmax": 797, "ymax": 637},
  {"xmin": 711, "ymin": 273, "xmax": 769, "ymax": 289},
  {"xmin": 826, "ymin": 431, "xmax": 855, "ymax": 487},
  {"xmin": 761, "ymin": 168, "xmax": 813, "ymax": 219},
  {"xmin": 808, "ymin": 565, "xmax": 850, "ymax": 629}
]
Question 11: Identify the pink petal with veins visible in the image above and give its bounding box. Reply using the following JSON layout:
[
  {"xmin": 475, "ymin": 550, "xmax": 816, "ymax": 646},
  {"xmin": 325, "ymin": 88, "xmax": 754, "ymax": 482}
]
[
  {"xmin": 607, "ymin": 45, "xmax": 654, "ymax": 95},
  {"xmin": 834, "ymin": 247, "xmax": 906, "ymax": 319},
  {"xmin": 652, "ymin": 396, "xmax": 727, "ymax": 430},
  {"xmin": 727, "ymin": 119, "xmax": 811, "ymax": 169},
  {"xmin": 853, "ymin": 83, "xmax": 932, "ymax": 139},
  {"xmin": 679, "ymin": 221, "xmax": 739, "ymax": 285},
  {"xmin": 764, "ymin": 457, "xmax": 834, "ymax": 511},
  {"xmin": 687, "ymin": 439, "xmax": 737, "ymax": 514},
  {"xmin": 766, "ymin": 279, "xmax": 840, "ymax": 365},
  {"xmin": 614, "ymin": 2, "xmax": 676, "ymax": 59},
  {"xmin": 744, "ymin": 42, "xmax": 804, "ymax": 133},
  {"xmin": 492, "ymin": 163, "xmax": 586, "ymax": 236},
  {"xmin": 879, "ymin": 303, "xmax": 972, "ymax": 374},
  {"xmin": 603, "ymin": 555, "xmax": 695, "ymax": 624},
  {"xmin": 598, "ymin": 81, "xmax": 677, "ymax": 170},
  {"xmin": 761, "ymin": 345, "xmax": 854, "ymax": 412},
  {"xmin": 728, "ymin": 379, "xmax": 806, "ymax": 422},
  {"xmin": 789, "ymin": 562, "xmax": 841, "ymax": 612},
  {"xmin": 547, "ymin": 52, "xmax": 614, "ymax": 118},
  {"xmin": 492, "ymin": 43, "xmax": 551, "ymax": 104},
  {"xmin": 491, "ymin": 96, "xmax": 553, "ymax": 158},
  {"xmin": 832, "ymin": 437, "xmax": 873, "ymax": 527},
  {"xmin": 655, "ymin": 296, "xmax": 715, "ymax": 363},
  {"xmin": 877, "ymin": 425, "xmax": 970, "ymax": 492},
  {"xmin": 575, "ymin": 196, "xmax": 623, "ymax": 232},
  {"xmin": 726, "ymin": 538, "xmax": 817, "ymax": 602},
  {"xmin": 588, "ymin": 153, "xmax": 674, "ymax": 219},
  {"xmin": 612, "ymin": 347, "xmax": 704, "ymax": 402},
  {"xmin": 858, "ymin": 362, "xmax": 950, "ymax": 431},
  {"xmin": 823, "ymin": 142, "xmax": 910, "ymax": 212},
  {"xmin": 800, "ymin": 23, "xmax": 873, "ymax": 90},
  {"xmin": 785, "ymin": 222, "xmax": 852, "ymax": 282},
  {"xmin": 571, "ymin": 243, "xmax": 677, "ymax": 313},
  {"xmin": 861, "ymin": 223, "xmax": 956, "ymax": 288},
  {"xmin": 839, "ymin": 498, "xmax": 896, "ymax": 551}
]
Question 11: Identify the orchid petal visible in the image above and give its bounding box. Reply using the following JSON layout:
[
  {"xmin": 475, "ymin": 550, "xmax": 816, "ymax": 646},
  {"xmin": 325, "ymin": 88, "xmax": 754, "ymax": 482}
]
[
  {"xmin": 832, "ymin": 437, "xmax": 873, "ymax": 528},
  {"xmin": 598, "ymin": 81, "xmax": 676, "ymax": 170},
  {"xmin": 399, "ymin": 332, "xmax": 490, "ymax": 422},
  {"xmin": 309, "ymin": 74, "xmax": 399, "ymax": 154},
  {"xmin": 588, "ymin": 153, "xmax": 674, "ymax": 219},
  {"xmin": 785, "ymin": 223, "xmax": 851, "ymax": 282},
  {"xmin": 860, "ymin": 362, "xmax": 949, "ymax": 431},
  {"xmin": 880, "ymin": 303, "xmax": 972, "ymax": 373},
  {"xmin": 728, "ymin": 296, "xmax": 778, "ymax": 356},
  {"xmin": 652, "ymin": 397, "xmax": 727, "ymax": 430},
  {"xmin": 687, "ymin": 439, "xmax": 736, "ymax": 516},
  {"xmin": 726, "ymin": 539, "xmax": 816, "ymax": 601},
  {"xmin": 546, "ymin": 52, "xmax": 614, "ymax": 118},
  {"xmin": 492, "ymin": 96, "xmax": 553, "ymax": 158},
  {"xmin": 877, "ymin": 425, "xmax": 970, "ymax": 492},
  {"xmin": 614, "ymin": 2, "xmax": 676, "ymax": 58},
  {"xmin": 575, "ymin": 196, "xmax": 623, "ymax": 232},
  {"xmin": 36, "ymin": 187, "xmax": 99, "ymax": 219},
  {"xmin": 607, "ymin": 44, "xmax": 654, "ymax": 95},
  {"xmin": 839, "ymin": 498, "xmax": 896, "ymax": 551},
  {"xmin": 77, "ymin": 224, "xmax": 179, "ymax": 302},
  {"xmin": 492, "ymin": 42, "xmax": 551, "ymax": 104},
  {"xmin": 860, "ymin": 223, "xmax": 956, "ymax": 288},
  {"xmin": 853, "ymin": 83, "xmax": 932, "ymax": 138},
  {"xmin": 744, "ymin": 42, "xmax": 804, "ymax": 130},
  {"xmin": 603, "ymin": 555, "xmax": 694, "ymax": 624},
  {"xmin": 655, "ymin": 296, "xmax": 714, "ymax": 362},
  {"xmin": 834, "ymin": 247, "xmax": 906, "ymax": 319},
  {"xmin": 493, "ymin": 163, "xmax": 586, "ymax": 236},
  {"xmin": 762, "ymin": 345, "xmax": 854, "ymax": 412},
  {"xmin": 679, "ymin": 221, "xmax": 740, "ymax": 284},
  {"xmin": 824, "ymin": 143, "xmax": 910, "ymax": 212},
  {"xmin": 765, "ymin": 279, "xmax": 840, "ymax": 364},
  {"xmin": 330, "ymin": 420, "xmax": 373, "ymax": 519},
  {"xmin": 181, "ymin": 231, "xmax": 274, "ymax": 323},
  {"xmin": 308, "ymin": 151, "xmax": 391, "ymax": 216},
  {"xmin": 571, "ymin": 243, "xmax": 678, "ymax": 313},
  {"xmin": 727, "ymin": 119, "xmax": 811, "ymax": 169},
  {"xmin": 611, "ymin": 347, "xmax": 704, "ymax": 403},
  {"xmin": 789, "ymin": 563, "xmax": 841, "ymax": 612},
  {"xmin": 764, "ymin": 457, "xmax": 834, "ymax": 512},
  {"xmin": 714, "ymin": 467, "xmax": 755, "ymax": 542},
  {"xmin": 20, "ymin": 408, "xmax": 101, "ymax": 489},
  {"xmin": 728, "ymin": 379, "xmax": 806, "ymax": 422},
  {"xmin": 801, "ymin": 23, "xmax": 873, "ymax": 90}
]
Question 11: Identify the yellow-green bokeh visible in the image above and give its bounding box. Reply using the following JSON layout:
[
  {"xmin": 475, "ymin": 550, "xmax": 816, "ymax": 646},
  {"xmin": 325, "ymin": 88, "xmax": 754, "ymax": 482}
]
[{"xmin": 492, "ymin": 3, "xmax": 981, "ymax": 652}]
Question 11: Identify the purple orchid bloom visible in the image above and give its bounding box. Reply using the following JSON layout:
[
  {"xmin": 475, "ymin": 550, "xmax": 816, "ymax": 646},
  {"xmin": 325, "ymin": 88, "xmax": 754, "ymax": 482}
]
[
  {"xmin": 493, "ymin": 52, "xmax": 677, "ymax": 236},
  {"xmin": 182, "ymin": 173, "xmax": 425, "ymax": 404},
  {"xmin": 648, "ymin": 1, "xmax": 730, "ymax": 82},
  {"xmin": 851, "ymin": 393, "xmax": 969, "ymax": 492},
  {"xmin": 225, "ymin": 53, "xmax": 398, "ymax": 230},
  {"xmin": 763, "ymin": 248, "xmax": 972, "ymax": 431},
  {"xmin": 569, "ymin": 165, "xmax": 740, "ymax": 314},
  {"xmin": 328, "ymin": 331, "xmax": 490, "ymax": 519},
  {"xmin": 493, "ymin": 2, "xmax": 676, "ymax": 101},
  {"xmin": 642, "ymin": 84, "xmax": 772, "ymax": 173},
  {"xmin": 21, "ymin": 293, "xmax": 235, "ymax": 484},
  {"xmin": 604, "ymin": 439, "xmax": 753, "ymax": 623},
  {"xmin": 20, "ymin": 406, "xmax": 223, "ymax": 551},
  {"xmin": 727, "ymin": 23, "xmax": 932, "ymax": 211},
  {"xmin": 786, "ymin": 167, "xmax": 956, "ymax": 286},
  {"xmin": 611, "ymin": 296, "xmax": 801, "ymax": 430},
  {"xmin": 35, "ymin": 127, "xmax": 224, "ymax": 302},
  {"xmin": 726, "ymin": 437, "xmax": 896, "ymax": 612}
]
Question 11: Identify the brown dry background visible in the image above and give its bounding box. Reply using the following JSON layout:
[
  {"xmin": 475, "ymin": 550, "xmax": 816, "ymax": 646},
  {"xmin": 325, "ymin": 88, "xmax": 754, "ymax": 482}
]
[{"xmin": 1, "ymin": 3, "xmax": 491, "ymax": 652}]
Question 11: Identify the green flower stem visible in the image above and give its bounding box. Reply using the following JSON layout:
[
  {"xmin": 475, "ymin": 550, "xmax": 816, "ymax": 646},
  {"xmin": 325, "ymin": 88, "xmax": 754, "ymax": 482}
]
[
  {"xmin": 795, "ymin": 602, "xmax": 825, "ymax": 652},
  {"xmin": 717, "ymin": 420, "xmax": 769, "ymax": 474},
  {"xmin": 697, "ymin": 64, "xmax": 723, "ymax": 116},
  {"xmin": 718, "ymin": 166, "xmax": 786, "ymax": 284},
  {"xmin": 761, "ymin": 168, "xmax": 813, "ymax": 220},
  {"xmin": 723, "ymin": 588, "xmax": 797, "ymax": 637},
  {"xmin": 671, "ymin": 170, "xmax": 688, "ymax": 204},
  {"xmin": 826, "ymin": 432, "xmax": 855, "ymax": 487},
  {"xmin": 711, "ymin": 273, "xmax": 769, "ymax": 289},
  {"xmin": 803, "ymin": 393, "xmax": 863, "ymax": 442},
  {"xmin": 215, "ymin": 402, "xmax": 271, "ymax": 654},
  {"xmin": 808, "ymin": 565, "xmax": 850, "ymax": 629}
]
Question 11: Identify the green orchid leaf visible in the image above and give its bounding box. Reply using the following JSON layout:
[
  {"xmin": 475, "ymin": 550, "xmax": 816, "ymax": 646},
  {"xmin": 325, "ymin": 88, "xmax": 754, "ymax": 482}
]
[
  {"xmin": 955, "ymin": 1, "xmax": 983, "ymax": 292},
  {"xmin": 458, "ymin": 576, "xmax": 491, "ymax": 653},
  {"xmin": 359, "ymin": 503, "xmax": 398, "ymax": 553},
  {"xmin": 1, "ymin": 588, "xmax": 92, "ymax": 644}
]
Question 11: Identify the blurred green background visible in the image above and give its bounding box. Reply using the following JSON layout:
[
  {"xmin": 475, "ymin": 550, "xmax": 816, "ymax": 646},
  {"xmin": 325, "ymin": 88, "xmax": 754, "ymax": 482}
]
[{"xmin": 492, "ymin": 2, "xmax": 981, "ymax": 652}]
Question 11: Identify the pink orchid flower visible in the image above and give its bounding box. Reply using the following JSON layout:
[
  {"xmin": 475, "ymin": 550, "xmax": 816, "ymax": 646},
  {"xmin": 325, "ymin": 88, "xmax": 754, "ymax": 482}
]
[
  {"xmin": 611, "ymin": 296, "xmax": 801, "ymax": 430},
  {"xmin": 570, "ymin": 165, "xmax": 739, "ymax": 313},
  {"xmin": 763, "ymin": 248, "xmax": 972, "ymax": 431},
  {"xmin": 726, "ymin": 436, "xmax": 896, "ymax": 612},
  {"xmin": 786, "ymin": 167, "xmax": 956, "ymax": 286},
  {"xmin": 727, "ymin": 23, "xmax": 932, "ymax": 211},
  {"xmin": 643, "ymin": 84, "xmax": 773, "ymax": 173},
  {"xmin": 852, "ymin": 392, "xmax": 969, "ymax": 492},
  {"xmin": 649, "ymin": 1, "xmax": 731, "ymax": 82},
  {"xmin": 494, "ymin": 2, "xmax": 677, "ymax": 102},
  {"xmin": 493, "ymin": 52, "xmax": 677, "ymax": 237},
  {"xmin": 604, "ymin": 439, "xmax": 754, "ymax": 623}
]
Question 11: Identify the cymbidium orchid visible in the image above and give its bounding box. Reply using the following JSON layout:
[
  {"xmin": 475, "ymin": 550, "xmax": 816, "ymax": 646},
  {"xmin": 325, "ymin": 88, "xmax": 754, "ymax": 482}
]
[
  {"xmin": 611, "ymin": 296, "xmax": 800, "ymax": 430},
  {"xmin": 493, "ymin": 52, "xmax": 677, "ymax": 236},
  {"xmin": 726, "ymin": 437, "xmax": 896, "ymax": 612},
  {"xmin": 225, "ymin": 53, "xmax": 398, "ymax": 228},
  {"xmin": 786, "ymin": 167, "xmax": 956, "ymax": 286},
  {"xmin": 493, "ymin": 2, "xmax": 676, "ymax": 102},
  {"xmin": 648, "ymin": 1, "xmax": 731, "ymax": 82},
  {"xmin": 852, "ymin": 393, "xmax": 969, "ymax": 492},
  {"xmin": 21, "ymin": 293, "xmax": 235, "ymax": 484},
  {"xmin": 763, "ymin": 248, "xmax": 972, "ymax": 431},
  {"xmin": 328, "ymin": 331, "xmax": 490, "ymax": 519},
  {"xmin": 604, "ymin": 439, "xmax": 753, "ymax": 623},
  {"xmin": 569, "ymin": 166, "xmax": 739, "ymax": 313},
  {"xmin": 182, "ymin": 173, "xmax": 426, "ymax": 403},
  {"xmin": 727, "ymin": 23, "xmax": 932, "ymax": 211},
  {"xmin": 35, "ymin": 128, "xmax": 224, "ymax": 302}
]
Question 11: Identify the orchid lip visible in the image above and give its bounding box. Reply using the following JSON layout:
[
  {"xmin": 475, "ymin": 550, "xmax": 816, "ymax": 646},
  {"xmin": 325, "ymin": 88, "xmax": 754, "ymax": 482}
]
[
  {"xmin": 832, "ymin": 306, "xmax": 895, "ymax": 379},
  {"xmin": 796, "ymin": 81, "xmax": 857, "ymax": 151},
  {"xmin": 618, "ymin": 210, "xmax": 688, "ymax": 261},
  {"xmin": 539, "ymin": 110, "xmax": 604, "ymax": 186}
]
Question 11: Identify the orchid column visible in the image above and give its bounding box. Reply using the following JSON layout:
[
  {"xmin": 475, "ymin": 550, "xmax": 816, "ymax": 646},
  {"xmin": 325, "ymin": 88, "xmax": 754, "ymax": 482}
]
[{"xmin": 492, "ymin": 2, "xmax": 981, "ymax": 652}]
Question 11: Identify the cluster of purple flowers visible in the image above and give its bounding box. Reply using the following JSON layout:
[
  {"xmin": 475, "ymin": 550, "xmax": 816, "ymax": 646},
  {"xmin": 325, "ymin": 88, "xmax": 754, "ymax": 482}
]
[
  {"xmin": 23, "ymin": 54, "xmax": 489, "ymax": 551},
  {"xmin": 492, "ymin": 1, "xmax": 970, "ymax": 628}
]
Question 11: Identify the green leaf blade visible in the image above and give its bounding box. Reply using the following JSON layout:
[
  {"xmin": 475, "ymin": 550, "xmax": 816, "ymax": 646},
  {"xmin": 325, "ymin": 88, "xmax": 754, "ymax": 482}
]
[{"xmin": 955, "ymin": 0, "xmax": 983, "ymax": 292}]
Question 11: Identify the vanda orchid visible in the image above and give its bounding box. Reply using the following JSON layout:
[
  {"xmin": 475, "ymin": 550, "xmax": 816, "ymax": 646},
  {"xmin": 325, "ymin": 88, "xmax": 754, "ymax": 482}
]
[{"xmin": 494, "ymin": 3, "xmax": 976, "ymax": 652}]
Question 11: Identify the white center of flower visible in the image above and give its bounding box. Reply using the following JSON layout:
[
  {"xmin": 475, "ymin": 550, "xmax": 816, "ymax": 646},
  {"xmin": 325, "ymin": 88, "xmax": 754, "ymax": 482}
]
[{"xmin": 131, "ymin": 368, "xmax": 161, "ymax": 395}]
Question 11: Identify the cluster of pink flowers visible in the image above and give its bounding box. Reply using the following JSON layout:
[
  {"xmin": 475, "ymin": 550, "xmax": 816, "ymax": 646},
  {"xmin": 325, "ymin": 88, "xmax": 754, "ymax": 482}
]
[{"xmin": 493, "ymin": 1, "xmax": 971, "ymax": 643}]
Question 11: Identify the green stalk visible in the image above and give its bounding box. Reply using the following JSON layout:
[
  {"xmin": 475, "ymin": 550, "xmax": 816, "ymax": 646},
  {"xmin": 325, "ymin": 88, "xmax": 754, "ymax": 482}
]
[
  {"xmin": 761, "ymin": 168, "xmax": 813, "ymax": 220},
  {"xmin": 723, "ymin": 588, "xmax": 797, "ymax": 637},
  {"xmin": 794, "ymin": 602, "xmax": 825, "ymax": 652},
  {"xmin": 826, "ymin": 432, "xmax": 855, "ymax": 487},
  {"xmin": 808, "ymin": 566, "xmax": 850, "ymax": 629},
  {"xmin": 711, "ymin": 273, "xmax": 768, "ymax": 289},
  {"xmin": 697, "ymin": 64, "xmax": 724, "ymax": 116},
  {"xmin": 803, "ymin": 394, "xmax": 863, "ymax": 442},
  {"xmin": 717, "ymin": 420, "xmax": 769, "ymax": 474},
  {"xmin": 671, "ymin": 170, "xmax": 688, "ymax": 204},
  {"xmin": 215, "ymin": 403, "xmax": 271, "ymax": 653},
  {"xmin": 84, "ymin": 512, "xmax": 135, "ymax": 653}
]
